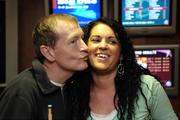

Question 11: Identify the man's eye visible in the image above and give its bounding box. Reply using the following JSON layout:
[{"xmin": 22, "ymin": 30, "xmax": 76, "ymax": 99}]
[
  {"xmin": 81, "ymin": 35, "xmax": 84, "ymax": 40},
  {"xmin": 71, "ymin": 39, "xmax": 76, "ymax": 43}
]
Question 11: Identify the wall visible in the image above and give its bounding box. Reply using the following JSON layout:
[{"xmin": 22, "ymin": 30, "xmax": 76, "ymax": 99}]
[
  {"xmin": 17, "ymin": 0, "xmax": 180, "ymax": 118},
  {"xmin": 6, "ymin": 0, "xmax": 18, "ymax": 83},
  {"xmin": 18, "ymin": 0, "xmax": 44, "ymax": 72}
]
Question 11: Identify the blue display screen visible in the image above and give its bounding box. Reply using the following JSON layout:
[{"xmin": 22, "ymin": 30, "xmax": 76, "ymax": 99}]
[
  {"xmin": 121, "ymin": 0, "xmax": 171, "ymax": 26},
  {"xmin": 51, "ymin": 0, "xmax": 101, "ymax": 26}
]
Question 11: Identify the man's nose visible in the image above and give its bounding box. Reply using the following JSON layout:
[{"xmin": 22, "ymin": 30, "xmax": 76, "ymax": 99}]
[{"xmin": 79, "ymin": 39, "xmax": 88, "ymax": 52}]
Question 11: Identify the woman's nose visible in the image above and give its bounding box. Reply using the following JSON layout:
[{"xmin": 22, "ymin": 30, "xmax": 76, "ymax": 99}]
[{"xmin": 98, "ymin": 39, "xmax": 108, "ymax": 50}]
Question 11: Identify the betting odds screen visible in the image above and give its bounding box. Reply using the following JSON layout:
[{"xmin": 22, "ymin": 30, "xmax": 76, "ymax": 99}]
[
  {"xmin": 135, "ymin": 48, "xmax": 174, "ymax": 88},
  {"xmin": 122, "ymin": 0, "xmax": 170, "ymax": 26}
]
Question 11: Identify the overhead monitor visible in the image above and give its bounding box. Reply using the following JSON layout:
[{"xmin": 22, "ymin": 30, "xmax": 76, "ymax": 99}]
[
  {"xmin": 114, "ymin": 0, "xmax": 177, "ymax": 36},
  {"xmin": 48, "ymin": 0, "xmax": 102, "ymax": 27},
  {"xmin": 134, "ymin": 44, "xmax": 179, "ymax": 96}
]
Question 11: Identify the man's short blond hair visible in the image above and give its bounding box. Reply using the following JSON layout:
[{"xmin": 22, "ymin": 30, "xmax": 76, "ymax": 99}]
[{"xmin": 32, "ymin": 14, "xmax": 79, "ymax": 63}]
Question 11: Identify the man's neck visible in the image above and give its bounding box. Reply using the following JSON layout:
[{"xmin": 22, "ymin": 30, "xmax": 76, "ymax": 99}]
[{"xmin": 43, "ymin": 61, "xmax": 73, "ymax": 84}]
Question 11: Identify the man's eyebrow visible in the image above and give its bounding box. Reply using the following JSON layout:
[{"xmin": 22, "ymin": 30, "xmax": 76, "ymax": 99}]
[
  {"xmin": 71, "ymin": 36, "xmax": 80, "ymax": 39},
  {"xmin": 68, "ymin": 31, "xmax": 83, "ymax": 39}
]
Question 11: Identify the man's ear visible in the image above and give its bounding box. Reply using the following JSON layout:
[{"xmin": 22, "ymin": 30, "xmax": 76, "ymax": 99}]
[{"xmin": 40, "ymin": 45, "xmax": 55, "ymax": 62}]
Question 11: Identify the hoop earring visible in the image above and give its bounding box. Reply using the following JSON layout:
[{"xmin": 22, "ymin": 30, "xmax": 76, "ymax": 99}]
[{"xmin": 117, "ymin": 63, "xmax": 124, "ymax": 76}]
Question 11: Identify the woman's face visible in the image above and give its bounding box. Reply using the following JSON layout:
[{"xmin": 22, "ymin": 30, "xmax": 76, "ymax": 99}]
[{"xmin": 87, "ymin": 23, "xmax": 121, "ymax": 73}]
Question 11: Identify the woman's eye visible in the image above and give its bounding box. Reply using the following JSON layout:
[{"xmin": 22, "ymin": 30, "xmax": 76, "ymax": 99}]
[
  {"xmin": 108, "ymin": 38, "xmax": 118, "ymax": 44},
  {"xmin": 91, "ymin": 38, "xmax": 100, "ymax": 43}
]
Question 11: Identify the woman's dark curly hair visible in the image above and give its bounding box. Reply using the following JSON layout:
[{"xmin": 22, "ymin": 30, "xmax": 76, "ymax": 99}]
[{"xmin": 71, "ymin": 17, "xmax": 153, "ymax": 120}]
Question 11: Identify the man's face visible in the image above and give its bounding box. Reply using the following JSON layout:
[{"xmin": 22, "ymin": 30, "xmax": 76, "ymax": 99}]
[{"xmin": 51, "ymin": 22, "xmax": 88, "ymax": 72}]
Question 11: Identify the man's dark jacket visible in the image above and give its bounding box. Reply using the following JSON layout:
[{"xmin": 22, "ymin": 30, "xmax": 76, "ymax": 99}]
[{"xmin": 0, "ymin": 59, "xmax": 75, "ymax": 120}]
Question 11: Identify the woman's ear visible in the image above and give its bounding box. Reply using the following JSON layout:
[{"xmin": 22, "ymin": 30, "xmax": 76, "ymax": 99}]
[{"xmin": 40, "ymin": 45, "xmax": 55, "ymax": 62}]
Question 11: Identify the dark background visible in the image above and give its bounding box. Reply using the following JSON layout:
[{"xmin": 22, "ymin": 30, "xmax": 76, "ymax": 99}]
[{"xmin": 0, "ymin": 0, "xmax": 5, "ymax": 84}]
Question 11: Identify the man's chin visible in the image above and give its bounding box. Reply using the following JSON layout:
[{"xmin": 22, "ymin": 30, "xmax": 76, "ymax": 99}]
[{"xmin": 76, "ymin": 63, "xmax": 88, "ymax": 71}]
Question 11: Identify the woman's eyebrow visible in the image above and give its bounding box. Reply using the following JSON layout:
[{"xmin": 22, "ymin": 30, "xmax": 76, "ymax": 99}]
[
  {"xmin": 107, "ymin": 36, "xmax": 116, "ymax": 39},
  {"xmin": 90, "ymin": 35, "xmax": 101, "ymax": 38}
]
